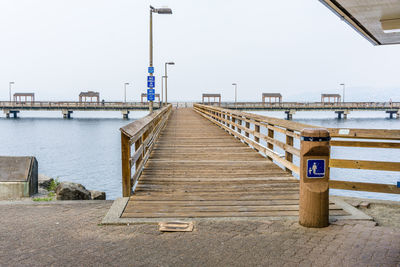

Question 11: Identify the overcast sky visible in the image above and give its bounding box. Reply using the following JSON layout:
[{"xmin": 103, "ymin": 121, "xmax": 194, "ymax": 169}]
[{"xmin": 1, "ymin": 0, "xmax": 400, "ymax": 102}]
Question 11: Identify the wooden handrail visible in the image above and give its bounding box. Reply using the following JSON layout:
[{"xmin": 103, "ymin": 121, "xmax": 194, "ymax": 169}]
[
  {"xmin": 193, "ymin": 104, "xmax": 306, "ymax": 175},
  {"xmin": 120, "ymin": 104, "xmax": 172, "ymax": 197},
  {"xmin": 194, "ymin": 104, "xmax": 400, "ymax": 195}
]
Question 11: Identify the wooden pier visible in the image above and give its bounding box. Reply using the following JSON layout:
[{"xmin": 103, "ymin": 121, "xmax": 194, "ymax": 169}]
[
  {"xmin": 119, "ymin": 104, "xmax": 400, "ymax": 222},
  {"xmin": 120, "ymin": 107, "xmax": 350, "ymax": 219},
  {"xmin": 0, "ymin": 101, "xmax": 161, "ymax": 118}
]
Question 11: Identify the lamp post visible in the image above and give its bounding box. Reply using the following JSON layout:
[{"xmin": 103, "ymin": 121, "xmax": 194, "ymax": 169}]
[
  {"xmin": 9, "ymin": 82, "xmax": 14, "ymax": 102},
  {"xmin": 161, "ymin": 75, "xmax": 166, "ymax": 106},
  {"xmin": 149, "ymin": 5, "xmax": 173, "ymax": 113},
  {"xmin": 232, "ymin": 83, "xmax": 237, "ymax": 106},
  {"xmin": 124, "ymin": 82, "xmax": 129, "ymax": 103},
  {"xmin": 340, "ymin": 83, "xmax": 345, "ymax": 103},
  {"xmin": 164, "ymin": 62, "xmax": 175, "ymax": 106}
]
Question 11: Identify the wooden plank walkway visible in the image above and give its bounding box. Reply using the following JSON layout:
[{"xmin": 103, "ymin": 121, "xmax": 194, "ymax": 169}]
[{"xmin": 122, "ymin": 108, "xmax": 349, "ymax": 219}]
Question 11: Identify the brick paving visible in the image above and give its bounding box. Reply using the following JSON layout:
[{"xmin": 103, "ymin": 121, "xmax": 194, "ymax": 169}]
[{"xmin": 0, "ymin": 201, "xmax": 399, "ymax": 267}]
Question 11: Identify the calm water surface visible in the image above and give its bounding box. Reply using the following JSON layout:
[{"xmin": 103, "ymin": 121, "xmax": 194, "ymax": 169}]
[
  {"xmin": 0, "ymin": 111, "xmax": 148, "ymax": 200},
  {"xmin": 0, "ymin": 110, "xmax": 399, "ymax": 201}
]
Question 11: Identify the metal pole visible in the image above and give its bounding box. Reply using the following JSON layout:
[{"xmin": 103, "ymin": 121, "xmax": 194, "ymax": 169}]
[
  {"xmin": 343, "ymin": 84, "xmax": 345, "ymax": 103},
  {"xmin": 161, "ymin": 76, "xmax": 164, "ymax": 106},
  {"xmin": 149, "ymin": 9, "xmax": 153, "ymax": 113},
  {"xmin": 9, "ymin": 82, "xmax": 13, "ymax": 102},
  {"xmin": 124, "ymin": 84, "xmax": 126, "ymax": 103},
  {"xmin": 165, "ymin": 63, "xmax": 168, "ymax": 106},
  {"xmin": 235, "ymin": 84, "xmax": 237, "ymax": 104}
]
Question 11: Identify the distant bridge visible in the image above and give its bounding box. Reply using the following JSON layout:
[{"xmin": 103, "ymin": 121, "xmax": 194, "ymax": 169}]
[
  {"xmin": 213, "ymin": 102, "xmax": 400, "ymax": 119},
  {"xmin": 0, "ymin": 101, "xmax": 161, "ymax": 119}
]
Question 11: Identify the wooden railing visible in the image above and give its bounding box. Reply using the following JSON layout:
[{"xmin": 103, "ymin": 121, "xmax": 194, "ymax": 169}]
[
  {"xmin": 0, "ymin": 101, "xmax": 161, "ymax": 109},
  {"xmin": 194, "ymin": 104, "xmax": 315, "ymax": 175},
  {"xmin": 120, "ymin": 104, "xmax": 172, "ymax": 197},
  {"xmin": 216, "ymin": 101, "xmax": 400, "ymax": 110},
  {"xmin": 194, "ymin": 104, "xmax": 400, "ymax": 195},
  {"xmin": 328, "ymin": 128, "xmax": 400, "ymax": 194}
]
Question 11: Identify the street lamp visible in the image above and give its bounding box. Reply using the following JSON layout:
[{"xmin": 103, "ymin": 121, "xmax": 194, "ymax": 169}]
[
  {"xmin": 148, "ymin": 5, "xmax": 173, "ymax": 113},
  {"xmin": 164, "ymin": 62, "xmax": 175, "ymax": 106},
  {"xmin": 340, "ymin": 83, "xmax": 345, "ymax": 103},
  {"xmin": 232, "ymin": 83, "xmax": 237, "ymax": 105},
  {"xmin": 9, "ymin": 82, "xmax": 14, "ymax": 102},
  {"xmin": 124, "ymin": 82, "xmax": 130, "ymax": 103}
]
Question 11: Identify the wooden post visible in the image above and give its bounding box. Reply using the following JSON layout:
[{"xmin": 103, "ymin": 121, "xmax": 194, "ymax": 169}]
[
  {"xmin": 299, "ymin": 128, "xmax": 330, "ymax": 228},
  {"xmin": 267, "ymin": 125, "xmax": 274, "ymax": 160},
  {"xmin": 237, "ymin": 118, "xmax": 242, "ymax": 134},
  {"xmin": 245, "ymin": 121, "xmax": 250, "ymax": 138},
  {"xmin": 285, "ymin": 130, "xmax": 294, "ymax": 173},
  {"xmin": 254, "ymin": 121, "xmax": 260, "ymax": 152},
  {"xmin": 232, "ymin": 117, "xmax": 236, "ymax": 131},
  {"xmin": 121, "ymin": 133, "xmax": 131, "ymax": 197}
]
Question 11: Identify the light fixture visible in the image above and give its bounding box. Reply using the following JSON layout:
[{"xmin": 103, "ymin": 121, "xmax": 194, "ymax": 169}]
[
  {"xmin": 151, "ymin": 6, "xmax": 173, "ymax": 14},
  {"xmin": 381, "ymin": 18, "xmax": 400, "ymax": 33}
]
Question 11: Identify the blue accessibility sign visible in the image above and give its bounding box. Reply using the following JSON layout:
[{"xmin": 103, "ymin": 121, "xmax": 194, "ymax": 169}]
[
  {"xmin": 147, "ymin": 89, "xmax": 155, "ymax": 94},
  {"xmin": 306, "ymin": 159, "xmax": 325, "ymax": 178},
  {"xmin": 147, "ymin": 76, "xmax": 155, "ymax": 82},
  {"xmin": 147, "ymin": 94, "xmax": 155, "ymax": 101},
  {"xmin": 148, "ymin": 67, "xmax": 154, "ymax": 74}
]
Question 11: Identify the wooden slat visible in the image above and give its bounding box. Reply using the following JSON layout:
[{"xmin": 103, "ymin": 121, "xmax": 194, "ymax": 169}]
[
  {"xmin": 330, "ymin": 180, "xmax": 400, "ymax": 194},
  {"xmin": 330, "ymin": 140, "xmax": 400, "ymax": 149},
  {"xmin": 330, "ymin": 159, "xmax": 400, "ymax": 172},
  {"xmin": 329, "ymin": 128, "xmax": 400, "ymax": 140}
]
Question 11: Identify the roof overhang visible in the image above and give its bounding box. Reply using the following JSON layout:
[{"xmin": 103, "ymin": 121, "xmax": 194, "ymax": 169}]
[{"xmin": 319, "ymin": 0, "xmax": 400, "ymax": 46}]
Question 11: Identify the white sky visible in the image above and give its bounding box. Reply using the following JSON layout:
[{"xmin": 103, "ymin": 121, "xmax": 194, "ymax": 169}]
[{"xmin": 1, "ymin": 0, "xmax": 400, "ymax": 102}]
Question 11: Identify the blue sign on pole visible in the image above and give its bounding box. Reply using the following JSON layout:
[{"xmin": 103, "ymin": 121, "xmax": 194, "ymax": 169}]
[
  {"xmin": 148, "ymin": 67, "xmax": 154, "ymax": 74},
  {"xmin": 306, "ymin": 160, "xmax": 325, "ymax": 178},
  {"xmin": 147, "ymin": 89, "xmax": 155, "ymax": 101},
  {"xmin": 397, "ymin": 181, "xmax": 400, "ymax": 188},
  {"xmin": 147, "ymin": 76, "xmax": 155, "ymax": 88}
]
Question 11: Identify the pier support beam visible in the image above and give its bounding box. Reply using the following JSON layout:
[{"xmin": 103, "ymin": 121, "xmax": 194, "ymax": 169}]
[
  {"xmin": 62, "ymin": 110, "xmax": 73, "ymax": 119},
  {"xmin": 4, "ymin": 109, "xmax": 19, "ymax": 118},
  {"xmin": 285, "ymin": 110, "xmax": 295, "ymax": 120},
  {"xmin": 122, "ymin": 110, "xmax": 130, "ymax": 119},
  {"xmin": 335, "ymin": 110, "xmax": 350, "ymax": 119},
  {"xmin": 386, "ymin": 110, "xmax": 398, "ymax": 119}
]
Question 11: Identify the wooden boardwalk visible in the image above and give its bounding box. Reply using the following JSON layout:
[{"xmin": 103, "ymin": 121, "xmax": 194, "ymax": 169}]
[{"xmin": 122, "ymin": 108, "xmax": 349, "ymax": 219}]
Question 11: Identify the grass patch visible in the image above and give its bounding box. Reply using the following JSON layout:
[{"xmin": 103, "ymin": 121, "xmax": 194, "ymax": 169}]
[{"xmin": 33, "ymin": 197, "xmax": 54, "ymax": 202}]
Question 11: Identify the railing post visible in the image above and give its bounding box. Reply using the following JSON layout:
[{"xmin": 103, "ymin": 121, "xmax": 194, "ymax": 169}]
[
  {"xmin": 237, "ymin": 118, "xmax": 242, "ymax": 134},
  {"xmin": 267, "ymin": 125, "xmax": 274, "ymax": 160},
  {"xmin": 254, "ymin": 121, "xmax": 260, "ymax": 152},
  {"xmin": 245, "ymin": 120, "xmax": 250, "ymax": 138},
  {"xmin": 232, "ymin": 116, "xmax": 236, "ymax": 131},
  {"xmin": 285, "ymin": 130, "xmax": 294, "ymax": 173},
  {"xmin": 299, "ymin": 128, "xmax": 330, "ymax": 228},
  {"xmin": 121, "ymin": 133, "xmax": 131, "ymax": 197}
]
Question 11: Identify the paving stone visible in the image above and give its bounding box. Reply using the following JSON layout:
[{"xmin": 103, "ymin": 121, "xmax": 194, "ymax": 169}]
[{"xmin": 0, "ymin": 202, "xmax": 399, "ymax": 267}]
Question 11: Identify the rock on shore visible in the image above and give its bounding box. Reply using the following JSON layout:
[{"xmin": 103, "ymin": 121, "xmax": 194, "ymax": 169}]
[{"xmin": 56, "ymin": 182, "xmax": 91, "ymax": 200}]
